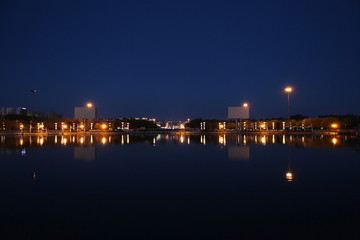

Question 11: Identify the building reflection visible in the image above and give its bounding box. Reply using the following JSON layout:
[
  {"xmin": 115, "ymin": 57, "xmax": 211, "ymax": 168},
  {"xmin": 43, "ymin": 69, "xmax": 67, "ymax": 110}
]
[
  {"xmin": 74, "ymin": 146, "xmax": 96, "ymax": 161},
  {"xmin": 228, "ymin": 146, "xmax": 250, "ymax": 160}
]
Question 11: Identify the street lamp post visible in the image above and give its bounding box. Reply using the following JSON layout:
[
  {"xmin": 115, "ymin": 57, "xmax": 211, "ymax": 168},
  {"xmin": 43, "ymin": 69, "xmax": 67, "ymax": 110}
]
[
  {"xmin": 30, "ymin": 89, "xmax": 37, "ymax": 133},
  {"xmin": 84, "ymin": 102, "xmax": 93, "ymax": 132},
  {"xmin": 239, "ymin": 102, "xmax": 249, "ymax": 131},
  {"xmin": 284, "ymin": 87, "xmax": 293, "ymax": 130}
]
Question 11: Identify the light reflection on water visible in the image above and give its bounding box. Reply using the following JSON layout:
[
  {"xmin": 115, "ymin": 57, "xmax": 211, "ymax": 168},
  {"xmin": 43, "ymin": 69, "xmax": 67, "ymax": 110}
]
[{"xmin": 0, "ymin": 133, "xmax": 355, "ymax": 149}]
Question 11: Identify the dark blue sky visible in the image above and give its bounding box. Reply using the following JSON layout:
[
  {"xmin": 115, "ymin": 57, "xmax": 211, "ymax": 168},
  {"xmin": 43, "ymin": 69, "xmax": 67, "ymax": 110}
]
[{"xmin": 1, "ymin": 0, "xmax": 359, "ymax": 120}]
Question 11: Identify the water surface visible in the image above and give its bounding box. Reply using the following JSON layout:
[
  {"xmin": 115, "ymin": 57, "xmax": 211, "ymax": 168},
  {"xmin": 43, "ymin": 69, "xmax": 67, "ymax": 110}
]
[{"xmin": 0, "ymin": 134, "xmax": 359, "ymax": 239}]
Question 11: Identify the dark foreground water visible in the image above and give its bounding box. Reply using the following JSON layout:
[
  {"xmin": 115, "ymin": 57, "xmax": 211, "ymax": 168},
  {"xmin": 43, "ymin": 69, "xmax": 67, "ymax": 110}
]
[{"xmin": 0, "ymin": 134, "xmax": 359, "ymax": 239}]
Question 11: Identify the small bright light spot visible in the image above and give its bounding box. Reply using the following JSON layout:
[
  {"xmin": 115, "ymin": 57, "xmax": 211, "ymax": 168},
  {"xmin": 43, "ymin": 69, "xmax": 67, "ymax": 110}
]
[
  {"xmin": 331, "ymin": 123, "xmax": 339, "ymax": 129},
  {"xmin": 101, "ymin": 124, "xmax": 107, "ymax": 129},
  {"xmin": 86, "ymin": 103, "xmax": 93, "ymax": 108},
  {"xmin": 332, "ymin": 138, "xmax": 338, "ymax": 145},
  {"xmin": 261, "ymin": 135, "xmax": 266, "ymax": 145},
  {"xmin": 284, "ymin": 87, "xmax": 293, "ymax": 93},
  {"xmin": 286, "ymin": 172, "xmax": 293, "ymax": 181},
  {"xmin": 243, "ymin": 102, "xmax": 248, "ymax": 107}
]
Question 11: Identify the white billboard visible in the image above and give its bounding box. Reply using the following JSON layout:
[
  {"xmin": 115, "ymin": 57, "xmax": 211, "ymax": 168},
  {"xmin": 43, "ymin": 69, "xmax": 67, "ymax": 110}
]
[
  {"xmin": 227, "ymin": 106, "xmax": 249, "ymax": 119},
  {"xmin": 74, "ymin": 107, "xmax": 97, "ymax": 119}
]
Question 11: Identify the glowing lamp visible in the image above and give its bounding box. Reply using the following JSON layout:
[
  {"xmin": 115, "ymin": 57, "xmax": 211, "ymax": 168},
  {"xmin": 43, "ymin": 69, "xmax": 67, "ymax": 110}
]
[
  {"xmin": 286, "ymin": 171, "xmax": 293, "ymax": 182},
  {"xmin": 284, "ymin": 87, "xmax": 293, "ymax": 93}
]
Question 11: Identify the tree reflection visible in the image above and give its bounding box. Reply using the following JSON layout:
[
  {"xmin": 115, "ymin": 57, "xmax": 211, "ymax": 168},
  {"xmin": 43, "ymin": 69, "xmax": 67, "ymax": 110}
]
[{"xmin": 0, "ymin": 134, "xmax": 356, "ymax": 150}]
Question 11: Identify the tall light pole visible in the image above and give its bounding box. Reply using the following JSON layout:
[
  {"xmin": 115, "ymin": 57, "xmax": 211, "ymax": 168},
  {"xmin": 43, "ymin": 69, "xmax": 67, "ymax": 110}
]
[
  {"xmin": 241, "ymin": 102, "xmax": 249, "ymax": 131},
  {"xmin": 284, "ymin": 87, "xmax": 292, "ymax": 130},
  {"xmin": 30, "ymin": 89, "xmax": 37, "ymax": 133},
  {"xmin": 84, "ymin": 102, "xmax": 93, "ymax": 132}
]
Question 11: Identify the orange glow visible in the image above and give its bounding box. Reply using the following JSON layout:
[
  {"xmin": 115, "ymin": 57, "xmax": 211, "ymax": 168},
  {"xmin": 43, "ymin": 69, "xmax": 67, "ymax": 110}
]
[
  {"xmin": 219, "ymin": 135, "xmax": 224, "ymax": 144},
  {"xmin": 101, "ymin": 137, "xmax": 107, "ymax": 144},
  {"xmin": 79, "ymin": 124, "xmax": 84, "ymax": 129},
  {"xmin": 261, "ymin": 135, "xmax": 266, "ymax": 145},
  {"xmin": 284, "ymin": 87, "xmax": 293, "ymax": 93},
  {"xmin": 243, "ymin": 102, "xmax": 249, "ymax": 107},
  {"xmin": 86, "ymin": 103, "xmax": 93, "ymax": 108},
  {"xmin": 331, "ymin": 123, "xmax": 339, "ymax": 129},
  {"xmin": 63, "ymin": 124, "xmax": 68, "ymax": 129},
  {"xmin": 286, "ymin": 171, "xmax": 293, "ymax": 181},
  {"xmin": 61, "ymin": 137, "xmax": 68, "ymax": 145},
  {"xmin": 101, "ymin": 124, "xmax": 107, "ymax": 129},
  {"xmin": 332, "ymin": 138, "xmax": 338, "ymax": 145}
]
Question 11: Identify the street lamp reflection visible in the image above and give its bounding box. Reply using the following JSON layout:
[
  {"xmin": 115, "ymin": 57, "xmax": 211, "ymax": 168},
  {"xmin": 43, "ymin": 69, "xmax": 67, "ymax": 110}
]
[{"xmin": 286, "ymin": 171, "xmax": 293, "ymax": 182}]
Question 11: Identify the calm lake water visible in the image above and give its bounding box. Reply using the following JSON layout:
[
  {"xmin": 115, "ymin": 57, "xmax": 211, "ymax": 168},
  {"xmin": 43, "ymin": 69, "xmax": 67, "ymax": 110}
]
[{"xmin": 0, "ymin": 134, "xmax": 359, "ymax": 239}]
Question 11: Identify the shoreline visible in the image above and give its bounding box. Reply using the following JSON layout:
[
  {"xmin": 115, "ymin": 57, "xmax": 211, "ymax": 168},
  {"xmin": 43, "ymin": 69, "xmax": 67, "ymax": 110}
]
[{"xmin": 0, "ymin": 129, "xmax": 354, "ymax": 136}]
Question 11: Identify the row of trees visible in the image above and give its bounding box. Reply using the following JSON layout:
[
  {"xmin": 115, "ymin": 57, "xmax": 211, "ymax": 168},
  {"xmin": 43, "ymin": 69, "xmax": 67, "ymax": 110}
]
[
  {"xmin": 186, "ymin": 114, "xmax": 360, "ymax": 130},
  {"xmin": 1, "ymin": 114, "xmax": 359, "ymax": 131},
  {"xmin": 0, "ymin": 115, "xmax": 159, "ymax": 131}
]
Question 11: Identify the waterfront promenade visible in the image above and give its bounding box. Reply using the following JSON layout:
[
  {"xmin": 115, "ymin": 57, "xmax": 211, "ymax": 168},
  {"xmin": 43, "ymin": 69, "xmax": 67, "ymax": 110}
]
[{"xmin": 0, "ymin": 129, "xmax": 353, "ymax": 136}]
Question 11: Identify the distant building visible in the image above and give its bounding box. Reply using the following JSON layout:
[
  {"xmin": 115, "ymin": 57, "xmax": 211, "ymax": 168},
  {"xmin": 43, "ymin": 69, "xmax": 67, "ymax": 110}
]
[
  {"xmin": 157, "ymin": 121, "xmax": 185, "ymax": 129},
  {"xmin": 74, "ymin": 106, "xmax": 97, "ymax": 119},
  {"xmin": 227, "ymin": 106, "xmax": 249, "ymax": 119},
  {"xmin": 0, "ymin": 107, "xmax": 28, "ymax": 116}
]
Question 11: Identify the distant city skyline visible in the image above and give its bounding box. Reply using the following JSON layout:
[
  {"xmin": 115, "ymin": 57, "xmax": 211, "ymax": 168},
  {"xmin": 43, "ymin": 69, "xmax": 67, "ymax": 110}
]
[{"xmin": 1, "ymin": 0, "xmax": 359, "ymax": 120}]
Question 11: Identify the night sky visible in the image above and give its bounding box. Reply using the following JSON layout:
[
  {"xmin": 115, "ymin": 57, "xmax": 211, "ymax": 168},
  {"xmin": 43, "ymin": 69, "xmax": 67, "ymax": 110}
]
[{"xmin": 1, "ymin": 0, "xmax": 359, "ymax": 120}]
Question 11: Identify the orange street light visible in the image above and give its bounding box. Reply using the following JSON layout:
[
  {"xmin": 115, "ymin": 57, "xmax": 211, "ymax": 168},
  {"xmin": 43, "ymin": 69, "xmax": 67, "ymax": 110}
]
[
  {"xmin": 286, "ymin": 171, "xmax": 293, "ymax": 182},
  {"xmin": 86, "ymin": 103, "xmax": 93, "ymax": 108},
  {"xmin": 284, "ymin": 87, "xmax": 293, "ymax": 93},
  {"xmin": 284, "ymin": 86, "xmax": 293, "ymax": 128}
]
